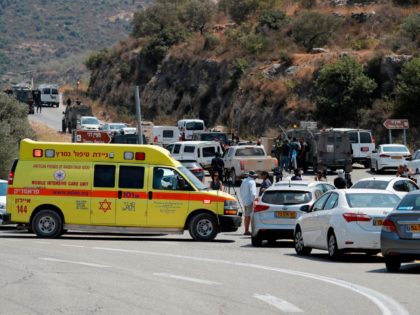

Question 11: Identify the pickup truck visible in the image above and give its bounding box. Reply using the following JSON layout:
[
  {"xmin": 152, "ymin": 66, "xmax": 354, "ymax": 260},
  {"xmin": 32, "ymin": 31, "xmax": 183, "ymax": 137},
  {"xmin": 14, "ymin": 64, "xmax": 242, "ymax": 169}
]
[{"xmin": 223, "ymin": 145, "xmax": 277, "ymax": 185}]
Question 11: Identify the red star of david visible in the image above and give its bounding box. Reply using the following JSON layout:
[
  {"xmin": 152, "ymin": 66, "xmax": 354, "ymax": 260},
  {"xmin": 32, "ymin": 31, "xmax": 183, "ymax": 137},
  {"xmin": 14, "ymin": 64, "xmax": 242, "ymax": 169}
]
[{"xmin": 99, "ymin": 199, "xmax": 112, "ymax": 213}]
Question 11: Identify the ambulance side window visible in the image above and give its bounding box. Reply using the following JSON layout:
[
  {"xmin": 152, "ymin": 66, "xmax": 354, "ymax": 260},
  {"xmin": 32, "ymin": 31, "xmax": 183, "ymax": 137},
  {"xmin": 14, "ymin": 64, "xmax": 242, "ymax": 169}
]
[
  {"xmin": 153, "ymin": 167, "xmax": 191, "ymax": 191},
  {"xmin": 94, "ymin": 165, "xmax": 116, "ymax": 188},
  {"xmin": 119, "ymin": 166, "xmax": 144, "ymax": 189}
]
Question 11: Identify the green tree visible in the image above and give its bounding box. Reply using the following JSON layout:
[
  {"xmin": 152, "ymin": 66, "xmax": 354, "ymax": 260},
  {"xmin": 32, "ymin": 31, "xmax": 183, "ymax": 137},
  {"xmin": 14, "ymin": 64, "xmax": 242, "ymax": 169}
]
[
  {"xmin": 292, "ymin": 12, "xmax": 341, "ymax": 51},
  {"xmin": 314, "ymin": 57, "xmax": 377, "ymax": 126},
  {"xmin": 182, "ymin": 0, "xmax": 216, "ymax": 34},
  {"xmin": 257, "ymin": 10, "xmax": 288, "ymax": 32},
  {"xmin": 0, "ymin": 93, "xmax": 35, "ymax": 178},
  {"xmin": 400, "ymin": 13, "xmax": 420, "ymax": 42},
  {"xmin": 218, "ymin": 0, "xmax": 259, "ymax": 23},
  {"xmin": 395, "ymin": 57, "xmax": 420, "ymax": 124}
]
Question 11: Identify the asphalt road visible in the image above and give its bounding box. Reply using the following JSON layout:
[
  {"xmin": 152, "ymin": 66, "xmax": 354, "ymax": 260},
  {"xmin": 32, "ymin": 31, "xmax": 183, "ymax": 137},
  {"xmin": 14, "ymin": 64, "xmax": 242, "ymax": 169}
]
[{"xmin": 28, "ymin": 96, "xmax": 64, "ymax": 132}]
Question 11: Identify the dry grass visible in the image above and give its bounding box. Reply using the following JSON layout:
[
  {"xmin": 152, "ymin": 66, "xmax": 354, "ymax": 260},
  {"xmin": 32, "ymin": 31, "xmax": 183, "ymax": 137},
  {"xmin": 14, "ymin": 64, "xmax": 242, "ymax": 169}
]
[{"xmin": 30, "ymin": 121, "xmax": 71, "ymax": 142}]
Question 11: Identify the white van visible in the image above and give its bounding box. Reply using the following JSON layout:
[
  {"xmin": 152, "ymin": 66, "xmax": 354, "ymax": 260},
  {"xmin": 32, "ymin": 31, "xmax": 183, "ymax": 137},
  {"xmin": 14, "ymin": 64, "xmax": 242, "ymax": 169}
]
[
  {"xmin": 333, "ymin": 128, "xmax": 375, "ymax": 168},
  {"xmin": 153, "ymin": 126, "xmax": 181, "ymax": 147},
  {"xmin": 38, "ymin": 84, "xmax": 60, "ymax": 107},
  {"xmin": 170, "ymin": 141, "xmax": 222, "ymax": 169},
  {"xmin": 177, "ymin": 119, "xmax": 205, "ymax": 140}
]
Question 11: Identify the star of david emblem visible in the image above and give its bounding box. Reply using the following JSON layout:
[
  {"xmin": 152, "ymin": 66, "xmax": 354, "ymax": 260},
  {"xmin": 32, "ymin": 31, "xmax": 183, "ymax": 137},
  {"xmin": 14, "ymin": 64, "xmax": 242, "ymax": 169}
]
[{"xmin": 99, "ymin": 199, "xmax": 112, "ymax": 213}]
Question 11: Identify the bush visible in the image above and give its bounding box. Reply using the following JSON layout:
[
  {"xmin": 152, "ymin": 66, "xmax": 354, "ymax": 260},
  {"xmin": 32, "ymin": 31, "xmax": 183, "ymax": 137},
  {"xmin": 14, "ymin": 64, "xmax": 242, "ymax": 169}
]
[
  {"xmin": 182, "ymin": 0, "xmax": 216, "ymax": 34},
  {"xmin": 395, "ymin": 57, "xmax": 420, "ymax": 124},
  {"xmin": 231, "ymin": 58, "xmax": 248, "ymax": 87},
  {"xmin": 85, "ymin": 49, "xmax": 109, "ymax": 70},
  {"xmin": 257, "ymin": 10, "xmax": 288, "ymax": 32},
  {"xmin": 400, "ymin": 13, "xmax": 420, "ymax": 42},
  {"xmin": 292, "ymin": 12, "xmax": 341, "ymax": 51},
  {"xmin": 239, "ymin": 33, "xmax": 270, "ymax": 54},
  {"xmin": 203, "ymin": 34, "xmax": 220, "ymax": 50},
  {"xmin": 218, "ymin": 0, "xmax": 259, "ymax": 24},
  {"xmin": 299, "ymin": 0, "xmax": 317, "ymax": 9},
  {"xmin": 351, "ymin": 38, "xmax": 377, "ymax": 50},
  {"xmin": 0, "ymin": 93, "xmax": 35, "ymax": 178},
  {"xmin": 314, "ymin": 57, "xmax": 377, "ymax": 126}
]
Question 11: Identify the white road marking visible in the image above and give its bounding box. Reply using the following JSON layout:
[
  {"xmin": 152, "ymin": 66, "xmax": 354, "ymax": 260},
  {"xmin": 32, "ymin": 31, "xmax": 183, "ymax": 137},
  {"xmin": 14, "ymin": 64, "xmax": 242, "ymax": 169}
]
[
  {"xmin": 60, "ymin": 244, "xmax": 86, "ymax": 248},
  {"xmin": 153, "ymin": 272, "xmax": 221, "ymax": 285},
  {"xmin": 254, "ymin": 293, "xmax": 303, "ymax": 313},
  {"xmin": 92, "ymin": 246, "xmax": 408, "ymax": 315},
  {"xmin": 39, "ymin": 257, "xmax": 111, "ymax": 268}
]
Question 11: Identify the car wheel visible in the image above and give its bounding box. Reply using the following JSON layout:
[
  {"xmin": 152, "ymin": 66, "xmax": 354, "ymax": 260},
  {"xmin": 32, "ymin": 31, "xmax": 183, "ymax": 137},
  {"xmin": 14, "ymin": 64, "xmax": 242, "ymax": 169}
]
[
  {"xmin": 294, "ymin": 228, "xmax": 312, "ymax": 255},
  {"xmin": 385, "ymin": 257, "xmax": 401, "ymax": 272},
  {"xmin": 32, "ymin": 210, "xmax": 63, "ymax": 238},
  {"xmin": 188, "ymin": 213, "xmax": 218, "ymax": 241},
  {"xmin": 251, "ymin": 235, "xmax": 263, "ymax": 247},
  {"xmin": 327, "ymin": 232, "xmax": 341, "ymax": 260}
]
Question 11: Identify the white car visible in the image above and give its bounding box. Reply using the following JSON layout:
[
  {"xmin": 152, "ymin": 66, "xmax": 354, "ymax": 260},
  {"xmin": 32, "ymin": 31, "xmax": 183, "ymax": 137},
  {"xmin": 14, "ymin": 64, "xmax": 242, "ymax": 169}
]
[
  {"xmin": 351, "ymin": 176, "xmax": 419, "ymax": 199},
  {"xmin": 0, "ymin": 179, "xmax": 8, "ymax": 224},
  {"xmin": 79, "ymin": 116, "xmax": 100, "ymax": 131},
  {"xmin": 370, "ymin": 144, "xmax": 411, "ymax": 173},
  {"xmin": 294, "ymin": 189, "xmax": 400, "ymax": 259},
  {"xmin": 251, "ymin": 181, "xmax": 335, "ymax": 246},
  {"xmin": 407, "ymin": 150, "xmax": 420, "ymax": 174}
]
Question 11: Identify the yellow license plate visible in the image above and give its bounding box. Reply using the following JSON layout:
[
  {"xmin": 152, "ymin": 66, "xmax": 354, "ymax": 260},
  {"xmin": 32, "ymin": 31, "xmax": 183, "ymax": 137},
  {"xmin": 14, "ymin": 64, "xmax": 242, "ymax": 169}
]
[
  {"xmin": 408, "ymin": 224, "xmax": 420, "ymax": 232},
  {"xmin": 275, "ymin": 211, "xmax": 296, "ymax": 219},
  {"xmin": 373, "ymin": 219, "xmax": 384, "ymax": 226},
  {"xmin": 391, "ymin": 156, "xmax": 402, "ymax": 159}
]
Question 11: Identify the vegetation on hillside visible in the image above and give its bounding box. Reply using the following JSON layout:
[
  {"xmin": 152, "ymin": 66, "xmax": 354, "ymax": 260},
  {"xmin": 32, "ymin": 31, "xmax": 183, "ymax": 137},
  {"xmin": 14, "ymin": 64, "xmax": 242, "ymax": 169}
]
[{"xmin": 86, "ymin": 0, "xmax": 420, "ymax": 146}]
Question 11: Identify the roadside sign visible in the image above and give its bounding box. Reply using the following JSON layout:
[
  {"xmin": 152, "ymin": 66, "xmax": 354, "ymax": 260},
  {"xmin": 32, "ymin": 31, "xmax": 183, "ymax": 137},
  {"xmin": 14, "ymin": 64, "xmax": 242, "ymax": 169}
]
[
  {"xmin": 383, "ymin": 119, "xmax": 409, "ymax": 130},
  {"xmin": 300, "ymin": 121, "xmax": 317, "ymax": 129},
  {"xmin": 73, "ymin": 130, "xmax": 112, "ymax": 143}
]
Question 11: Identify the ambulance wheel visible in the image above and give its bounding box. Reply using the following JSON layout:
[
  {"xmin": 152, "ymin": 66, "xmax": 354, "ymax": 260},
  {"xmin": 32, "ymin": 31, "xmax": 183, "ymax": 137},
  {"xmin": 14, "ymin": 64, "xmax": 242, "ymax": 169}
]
[
  {"xmin": 32, "ymin": 210, "xmax": 63, "ymax": 238},
  {"xmin": 189, "ymin": 213, "xmax": 218, "ymax": 241}
]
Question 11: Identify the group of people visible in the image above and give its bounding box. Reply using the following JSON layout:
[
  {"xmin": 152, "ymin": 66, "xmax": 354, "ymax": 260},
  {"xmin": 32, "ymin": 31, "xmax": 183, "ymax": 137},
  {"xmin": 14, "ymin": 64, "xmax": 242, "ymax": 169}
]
[{"xmin": 274, "ymin": 134, "xmax": 309, "ymax": 180}]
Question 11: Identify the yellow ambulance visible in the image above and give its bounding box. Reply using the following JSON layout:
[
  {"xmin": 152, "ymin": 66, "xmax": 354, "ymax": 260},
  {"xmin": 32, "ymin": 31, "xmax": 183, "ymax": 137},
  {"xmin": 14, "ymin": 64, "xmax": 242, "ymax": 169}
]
[{"xmin": 6, "ymin": 139, "xmax": 241, "ymax": 240}]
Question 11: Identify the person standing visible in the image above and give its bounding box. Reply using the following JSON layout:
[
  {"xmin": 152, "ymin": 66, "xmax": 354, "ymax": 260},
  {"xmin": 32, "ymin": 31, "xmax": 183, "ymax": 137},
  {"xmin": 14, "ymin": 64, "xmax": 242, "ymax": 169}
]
[
  {"xmin": 209, "ymin": 171, "xmax": 223, "ymax": 191},
  {"xmin": 291, "ymin": 168, "xmax": 303, "ymax": 181},
  {"xmin": 279, "ymin": 140, "xmax": 290, "ymax": 175},
  {"xmin": 334, "ymin": 170, "xmax": 347, "ymax": 189},
  {"xmin": 297, "ymin": 137, "xmax": 309, "ymax": 173},
  {"xmin": 290, "ymin": 137, "xmax": 301, "ymax": 171},
  {"xmin": 33, "ymin": 90, "xmax": 42, "ymax": 113},
  {"xmin": 259, "ymin": 171, "xmax": 272, "ymax": 196},
  {"xmin": 211, "ymin": 152, "xmax": 225, "ymax": 180},
  {"xmin": 240, "ymin": 171, "xmax": 257, "ymax": 236}
]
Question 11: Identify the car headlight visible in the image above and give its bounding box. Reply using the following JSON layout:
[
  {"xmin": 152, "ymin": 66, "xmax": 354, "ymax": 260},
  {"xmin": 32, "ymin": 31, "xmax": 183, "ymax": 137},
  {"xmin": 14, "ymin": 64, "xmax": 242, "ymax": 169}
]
[{"xmin": 224, "ymin": 200, "xmax": 239, "ymax": 215}]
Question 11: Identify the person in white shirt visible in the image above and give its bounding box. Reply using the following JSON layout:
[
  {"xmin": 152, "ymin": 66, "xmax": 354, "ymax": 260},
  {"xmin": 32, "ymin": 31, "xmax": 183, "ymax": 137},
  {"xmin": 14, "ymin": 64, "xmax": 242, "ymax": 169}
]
[{"xmin": 240, "ymin": 171, "xmax": 257, "ymax": 235}]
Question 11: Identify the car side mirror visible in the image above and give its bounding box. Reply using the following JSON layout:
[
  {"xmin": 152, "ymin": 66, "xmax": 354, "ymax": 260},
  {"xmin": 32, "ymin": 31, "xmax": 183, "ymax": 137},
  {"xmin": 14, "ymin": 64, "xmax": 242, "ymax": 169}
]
[{"xmin": 300, "ymin": 205, "xmax": 310, "ymax": 212}]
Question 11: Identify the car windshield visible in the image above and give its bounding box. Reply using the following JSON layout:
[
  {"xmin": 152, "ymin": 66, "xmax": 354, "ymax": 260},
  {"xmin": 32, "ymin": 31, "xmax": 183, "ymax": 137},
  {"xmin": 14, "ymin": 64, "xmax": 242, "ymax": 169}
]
[
  {"xmin": 382, "ymin": 146, "xmax": 409, "ymax": 153},
  {"xmin": 262, "ymin": 190, "xmax": 312, "ymax": 205},
  {"xmin": 178, "ymin": 166, "xmax": 207, "ymax": 190},
  {"xmin": 346, "ymin": 193, "xmax": 400, "ymax": 208},
  {"xmin": 186, "ymin": 122, "xmax": 204, "ymax": 131},
  {"xmin": 235, "ymin": 147, "xmax": 265, "ymax": 156},
  {"xmin": 82, "ymin": 118, "xmax": 99, "ymax": 124},
  {"xmin": 352, "ymin": 180, "xmax": 389, "ymax": 190},
  {"xmin": 396, "ymin": 194, "xmax": 420, "ymax": 211},
  {"xmin": 201, "ymin": 133, "xmax": 228, "ymax": 143},
  {"xmin": 0, "ymin": 182, "xmax": 7, "ymax": 196}
]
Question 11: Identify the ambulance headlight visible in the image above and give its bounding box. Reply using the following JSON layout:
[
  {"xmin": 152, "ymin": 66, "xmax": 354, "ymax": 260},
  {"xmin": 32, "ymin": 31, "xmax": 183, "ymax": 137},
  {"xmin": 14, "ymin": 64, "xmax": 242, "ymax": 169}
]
[
  {"xmin": 45, "ymin": 149, "xmax": 55, "ymax": 158},
  {"xmin": 224, "ymin": 200, "xmax": 239, "ymax": 215}
]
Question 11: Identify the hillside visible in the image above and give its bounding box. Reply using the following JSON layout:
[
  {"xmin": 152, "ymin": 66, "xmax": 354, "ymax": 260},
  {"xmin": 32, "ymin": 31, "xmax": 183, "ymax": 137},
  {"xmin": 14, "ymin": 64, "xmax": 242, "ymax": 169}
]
[
  {"xmin": 0, "ymin": 0, "xmax": 151, "ymax": 87},
  {"xmin": 86, "ymin": 0, "xmax": 420, "ymax": 146}
]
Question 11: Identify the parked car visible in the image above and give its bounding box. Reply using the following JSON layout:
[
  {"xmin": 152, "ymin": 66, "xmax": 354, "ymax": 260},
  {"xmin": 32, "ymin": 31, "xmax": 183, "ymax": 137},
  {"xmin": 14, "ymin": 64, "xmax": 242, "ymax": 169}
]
[
  {"xmin": 407, "ymin": 149, "xmax": 420, "ymax": 174},
  {"xmin": 153, "ymin": 126, "xmax": 181, "ymax": 147},
  {"xmin": 0, "ymin": 179, "xmax": 7, "ymax": 224},
  {"xmin": 79, "ymin": 116, "xmax": 100, "ymax": 131},
  {"xmin": 177, "ymin": 119, "xmax": 205, "ymax": 140},
  {"xmin": 335, "ymin": 129, "xmax": 375, "ymax": 168},
  {"xmin": 38, "ymin": 84, "xmax": 60, "ymax": 107},
  {"xmin": 370, "ymin": 144, "xmax": 411, "ymax": 173},
  {"xmin": 100, "ymin": 123, "xmax": 128, "ymax": 133},
  {"xmin": 294, "ymin": 189, "xmax": 400, "ymax": 259},
  {"xmin": 170, "ymin": 141, "xmax": 223, "ymax": 169},
  {"xmin": 381, "ymin": 191, "xmax": 420, "ymax": 272},
  {"xmin": 223, "ymin": 145, "xmax": 277, "ymax": 185},
  {"xmin": 251, "ymin": 181, "xmax": 335, "ymax": 246},
  {"xmin": 179, "ymin": 160, "xmax": 205, "ymax": 182},
  {"xmin": 351, "ymin": 176, "xmax": 419, "ymax": 199}
]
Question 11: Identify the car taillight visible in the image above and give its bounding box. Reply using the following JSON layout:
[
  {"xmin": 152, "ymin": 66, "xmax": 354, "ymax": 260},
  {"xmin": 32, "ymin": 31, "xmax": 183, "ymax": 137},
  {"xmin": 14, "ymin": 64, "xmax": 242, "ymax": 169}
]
[
  {"xmin": 240, "ymin": 161, "xmax": 245, "ymax": 170},
  {"xmin": 254, "ymin": 204, "xmax": 270, "ymax": 212},
  {"xmin": 343, "ymin": 213, "xmax": 372, "ymax": 222},
  {"xmin": 8, "ymin": 171, "xmax": 14, "ymax": 185},
  {"xmin": 154, "ymin": 136, "xmax": 158, "ymax": 143},
  {"xmin": 382, "ymin": 219, "xmax": 396, "ymax": 233},
  {"xmin": 379, "ymin": 154, "xmax": 390, "ymax": 158}
]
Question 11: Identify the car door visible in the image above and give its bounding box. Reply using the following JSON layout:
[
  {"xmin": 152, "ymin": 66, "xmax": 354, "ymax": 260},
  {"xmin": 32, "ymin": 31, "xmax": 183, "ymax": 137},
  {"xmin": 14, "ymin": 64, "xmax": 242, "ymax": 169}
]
[
  {"xmin": 314, "ymin": 192, "xmax": 339, "ymax": 249},
  {"xmin": 115, "ymin": 164, "xmax": 148, "ymax": 227},
  {"xmin": 301, "ymin": 192, "xmax": 331, "ymax": 248},
  {"xmin": 91, "ymin": 164, "xmax": 117, "ymax": 225},
  {"xmin": 146, "ymin": 166, "xmax": 190, "ymax": 228}
]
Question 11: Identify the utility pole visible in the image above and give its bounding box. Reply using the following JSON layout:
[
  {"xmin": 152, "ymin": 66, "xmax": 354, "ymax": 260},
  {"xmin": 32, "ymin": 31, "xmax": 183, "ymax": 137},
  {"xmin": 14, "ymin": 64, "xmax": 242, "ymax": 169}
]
[{"xmin": 134, "ymin": 85, "xmax": 143, "ymax": 144}]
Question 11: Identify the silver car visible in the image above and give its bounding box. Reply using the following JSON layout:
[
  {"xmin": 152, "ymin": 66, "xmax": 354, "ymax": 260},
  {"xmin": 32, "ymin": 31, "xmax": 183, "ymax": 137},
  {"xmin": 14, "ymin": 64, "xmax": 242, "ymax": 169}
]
[
  {"xmin": 251, "ymin": 181, "xmax": 335, "ymax": 246},
  {"xmin": 381, "ymin": 190, "xmax": 420, "ymax": 272}
]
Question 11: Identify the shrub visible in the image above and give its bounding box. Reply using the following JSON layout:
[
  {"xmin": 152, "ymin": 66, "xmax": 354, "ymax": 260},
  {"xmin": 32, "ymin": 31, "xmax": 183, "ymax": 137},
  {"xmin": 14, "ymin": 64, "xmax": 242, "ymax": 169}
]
[
  {"xmin": 218, "ymin": 0, "xmax": 259, "ymax": 24},
  {"xmin": 299, "ymin": 0, "xmax": 317, "ymax": 9},
  {"xmin": 351, "ymin": 38, "xmax": 377, "ymax": 50},
  {"xmin": 182, "ymin": 0, "xmax": 216, "ymax": 34},
  {"xmin": 231, "ymin": 58, "xmax": 248, "ymax": 87},
  {"xmin": 203, "ymin": 34, "xmax": 220, "ymax": 50},
  {"xmin": 400, "ymin": 13, "xmax": 420, "ymax": 42},
  {"xmin": 85, "ymin": 49, "xmax": 109, "ymax": 70},
  {"xmin": 239, "ymin": 33, "xmax": 270, "ymax": 54},
  {"xmin": 314, "ymin": 57, "xmax": 377, "ymax": 126},
  {"xmin": 292, "ymin": 12, "xmax": 342, "ymax": 51},
  {"xmin": 395, "ymin": 57, "xmax": 420, "ymax": 124},
  {"xmin": 257, "ymin": 10, "xmax": 288, "ymax": 32}
]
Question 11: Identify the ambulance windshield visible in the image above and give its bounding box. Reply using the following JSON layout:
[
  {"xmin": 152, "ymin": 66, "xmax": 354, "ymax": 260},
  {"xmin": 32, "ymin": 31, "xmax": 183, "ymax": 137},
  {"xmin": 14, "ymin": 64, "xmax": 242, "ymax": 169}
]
[{"xmin": 178, "ymin": 166, "xmax": 207, "ymax": 190}]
